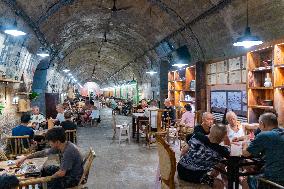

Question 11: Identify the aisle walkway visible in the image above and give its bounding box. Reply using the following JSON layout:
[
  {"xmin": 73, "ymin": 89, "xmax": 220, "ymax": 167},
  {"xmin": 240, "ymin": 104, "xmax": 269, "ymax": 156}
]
[{"xmin": 76, "ymin": 108, "xmax": 159, "ymax": 189}]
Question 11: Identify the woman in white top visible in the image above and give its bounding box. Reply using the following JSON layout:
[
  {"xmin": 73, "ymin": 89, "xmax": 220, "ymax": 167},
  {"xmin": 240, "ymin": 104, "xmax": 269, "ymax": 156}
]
[{"xmin": 226, "ymin": 111, "xmax": 259, "ymax": 144}]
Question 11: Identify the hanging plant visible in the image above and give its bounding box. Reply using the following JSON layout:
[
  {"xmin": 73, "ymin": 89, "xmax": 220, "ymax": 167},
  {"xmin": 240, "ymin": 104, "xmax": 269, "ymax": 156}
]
[
  {"xmin": 29, "ymin": 92, "xmax": 39, "ymax": 101},
  {"xmin": 0, "ymin": 103, "xmax": 5, "ymax": 115}
]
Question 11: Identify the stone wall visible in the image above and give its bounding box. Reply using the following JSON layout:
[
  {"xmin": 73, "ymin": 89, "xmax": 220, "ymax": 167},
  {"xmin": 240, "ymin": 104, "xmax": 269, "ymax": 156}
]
[{"xmin": 0, "ymin": 33, "xmax": 41, "ymax": 138}]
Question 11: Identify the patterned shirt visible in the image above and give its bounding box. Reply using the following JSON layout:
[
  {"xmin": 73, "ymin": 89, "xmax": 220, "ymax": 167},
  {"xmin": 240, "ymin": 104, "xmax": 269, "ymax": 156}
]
[{"xmin": 179, "ymin": 133, "xmax": 230, "ymax": 171}]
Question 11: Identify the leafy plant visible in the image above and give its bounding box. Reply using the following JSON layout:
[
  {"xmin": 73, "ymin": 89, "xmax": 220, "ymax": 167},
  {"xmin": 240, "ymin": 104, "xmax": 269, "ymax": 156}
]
[{"xmin": 29, "ymin": 92, "xmax": 39, "ymax": 101}]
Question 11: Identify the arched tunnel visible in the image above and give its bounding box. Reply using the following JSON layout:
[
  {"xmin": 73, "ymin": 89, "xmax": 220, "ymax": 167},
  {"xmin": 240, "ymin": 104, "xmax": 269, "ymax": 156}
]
[{"xmin": 0, "ymin": 0, "xmax": 284, "ymax": 188}]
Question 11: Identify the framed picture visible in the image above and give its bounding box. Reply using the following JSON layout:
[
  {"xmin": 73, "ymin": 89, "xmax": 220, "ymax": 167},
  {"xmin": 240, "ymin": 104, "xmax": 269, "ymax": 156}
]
[
  {"xmin": 228, "ymin": 91, "xmax": 242, "ymax": 111},
  {"xmin": 216, "ymin": 61, "xmax": 227, "ymax": 73},
  {"xmin": 229, "ymin": 70, "xmax": 242, "ymax": 84},
  {"xmin": 242, "ymin": 70, "xmax": 247, "ymax": 83},
  {"xmin": 211, "ymin": 91, "xmax": 227, "ymax": 113},
  {"xmin": 217, "ymin": 73, "xmax": 228, "ymax": 84},
  {"xmin": 229, "ymin": 57, "xmax": 241, "ymax": 71}
]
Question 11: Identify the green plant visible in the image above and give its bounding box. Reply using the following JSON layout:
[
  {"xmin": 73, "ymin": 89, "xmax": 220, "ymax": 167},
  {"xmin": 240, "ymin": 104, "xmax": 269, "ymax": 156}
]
[
  {"xmin": 0, "ymin": 103, "xmax": 5, "ymax": 115},
  {"xmin": 29, "ymin": 92, "xmax": 39, "ymax": 101}
]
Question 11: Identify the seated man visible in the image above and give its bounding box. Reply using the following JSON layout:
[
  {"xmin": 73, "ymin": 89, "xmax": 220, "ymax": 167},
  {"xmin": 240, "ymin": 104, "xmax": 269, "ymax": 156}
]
[
  {"xmin": 178, "ymin": 124, "xmax": 230, "ymax": 189},
  {"xmin": 16, "ymin": 128, "xmax": 83, "ymax": 189},
  {"xmin": 243, "ymin": 113, "xmax": 284, "ymax": 187},
  {"xmin": 163, "ymin": 99, "xmax": 176, "ymax": 127},
  {"xmin": 30, "ymin": 106, "xmax": 46, "ymax": 130},
  {"xmin": 185, "ymin": 112, "xmax": 214, "ymax": 143},
  {"xmin": 60, "ymin": 111, "xmax": 77, "ymax": 131},
  {"xmin": 12, "ymin": 114, "xmax": 34, "ymax": 148}
]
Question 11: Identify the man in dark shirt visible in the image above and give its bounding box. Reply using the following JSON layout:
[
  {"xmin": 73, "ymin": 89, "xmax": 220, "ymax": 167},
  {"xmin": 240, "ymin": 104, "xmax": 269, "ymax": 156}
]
[
  {"xmin": 16, "ymin": 128, "xmax": 83, "ymax": 189},
  {"xmin": 178, "ymin": 124, "xmax": 230, "ymax": 188},
  {"xmin": 185, "ymin": 112, "xmax": 214, "ymax": 142},
  {"xmin": 60, "ymin": 111, "xmax": 77, "ymax": 131},
  {"xmin": 163, "ymin": 98, "xmax": 176, "ymax": 126},
  {"xmin": 12, "ymin": 114, "xmax": 34, "ymax": 148},
  {"xmin": 243, "ymin": 113, "xmax": 284, "ymax": 186}
]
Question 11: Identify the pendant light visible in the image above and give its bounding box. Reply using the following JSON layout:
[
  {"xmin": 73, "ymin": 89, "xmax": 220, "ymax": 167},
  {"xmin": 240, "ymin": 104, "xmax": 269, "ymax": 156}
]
[
  {"xmin": 37, "ymin": 47, "xmax": 50, "ymax": 58},
  {"xmin": 146, "ymin": 61, "xmax": 157, "ymax": 75},
  {"xmin": 4, "ymin": 21, "xmax": 26, "ymax": 37},
  {"xmin": 233, "ymin": 0, "xmax": 263, "ymax": 48}
]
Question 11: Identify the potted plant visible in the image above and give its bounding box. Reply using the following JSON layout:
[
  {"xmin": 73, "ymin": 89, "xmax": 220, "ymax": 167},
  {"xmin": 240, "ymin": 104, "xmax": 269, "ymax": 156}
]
[{"xmin": 29, "ymin": 92, "xmax": 39, "ymax": 101}]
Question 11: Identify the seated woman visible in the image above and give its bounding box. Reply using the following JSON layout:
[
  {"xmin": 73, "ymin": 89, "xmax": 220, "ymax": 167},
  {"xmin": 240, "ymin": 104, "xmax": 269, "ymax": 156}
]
[
  {"xmin": 226, "ymin": 111, "xmax": 258, "ymax": 145},
  {"xmin": 180, "ymin": 104, "xmax": 194, "ymax": 128},
  {"xmin": 178, "ymin": 124, "xmax": 229, "ymax": 189}
]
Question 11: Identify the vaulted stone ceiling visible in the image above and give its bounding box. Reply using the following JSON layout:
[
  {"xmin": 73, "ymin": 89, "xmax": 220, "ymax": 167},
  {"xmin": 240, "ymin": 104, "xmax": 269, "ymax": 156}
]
[{"xmin": 1, "ymin": 0, "xmax": 284, "ymax": 86}]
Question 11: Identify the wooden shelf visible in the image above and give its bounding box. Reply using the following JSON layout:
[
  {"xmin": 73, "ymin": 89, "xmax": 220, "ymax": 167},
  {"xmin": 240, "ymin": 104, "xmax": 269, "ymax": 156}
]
[
  {"xmin": 248, "ymin": 105, "xmax": 274, "ymax": 109},
  {"xmin": 184, "ymin": 90, "xmax": 195, "ymax": 92},
  {"xmin": 0, "ymin": 78, "xmax": 22, "ymax": 83},
  {"xmin": 274, "ymin": 65, "xmax": 284, "ymax": 68},
  {"xmin": 248, "ymin": 87, "xmax": 273, "ymax": 90},
  {"xmin": 16, "ymin": 92, "xmax": 31, "ymax": 95},
  {"xmin": 251, "ymin": 67, "xmax": 272, "ymax": 72},
  {"xmin": 275, "ymin": 86, "xmax": 284, "ymax": 89},
  {"xmin": 179, "ymin": 100, "xmax": 195, "ymax": 103}
]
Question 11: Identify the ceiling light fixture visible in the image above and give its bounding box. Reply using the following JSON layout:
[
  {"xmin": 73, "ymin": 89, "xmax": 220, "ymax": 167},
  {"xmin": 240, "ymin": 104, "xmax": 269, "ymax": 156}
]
[
  {"xmin": 4, "ymin": 21, "xmax": 26, "ymax": 37},
  {"xmin": 37, "ymin": 47, "xmax": 50, "ymax": 58},
  {"xmin": 68, "ymin": 73, "xmax": 72, "ymax": 76},
  {"xmin": 63, "ymin": 69, "xmax": 70, "ymax": 73},
  {"xmin": 233, "ymin": 0, "xmax": 263, "ymax": 48},
  {"xmin": 146, "ymin": 61, "xmax": 158, "ymax": 75},
  {"xmin": 172, "ymin": 63, "xmax": 187, "ymax": 68}
]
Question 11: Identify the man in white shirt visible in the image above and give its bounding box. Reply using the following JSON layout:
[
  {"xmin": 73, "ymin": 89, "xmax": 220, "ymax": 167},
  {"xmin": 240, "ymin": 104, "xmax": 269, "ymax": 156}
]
[
  {"xmin": 55, "ymin": 104, "xmax": 65, "ymax": 124},
  {"xmin": 30, "ymin": 106, "xmax": 46, "ymax": 130}
]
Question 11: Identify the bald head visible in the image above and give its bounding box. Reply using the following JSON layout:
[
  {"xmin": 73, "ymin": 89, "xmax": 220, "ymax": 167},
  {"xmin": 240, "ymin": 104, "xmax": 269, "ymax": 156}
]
[
  {"xmin": 201, "ymin": 112, "xmax": 214, "ymax": 130},
  {"xmin": 259, "ymin": 113, "xmax": 278, "ymax": 131}
]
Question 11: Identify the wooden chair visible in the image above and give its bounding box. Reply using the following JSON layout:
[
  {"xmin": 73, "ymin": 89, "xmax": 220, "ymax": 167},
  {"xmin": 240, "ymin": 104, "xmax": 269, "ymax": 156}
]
[
  {"xmin": 177, "ymin": 124, "xmax": 194, "ymax": 151},
  {"xmin": 18, "ymin": 176, "xmax": 52, "ymax": 189},
  {"xmin": 68, "ymin": 148, "xmax": 96, "ymax": 189},
  {"xmin": 258, "ymin": 178, "xmax": 284, "ymax": 189},
  {"xmin": 156, "ymin": 135, "xmax": 211, "ymax": 189},
  {"xmin": 0, "ymin": 149, "xmax": 8, "ymax": 161},
  {"xmin": 194, "ymin": 110, "xmax": 203, "ymax": 125},
  {"xmin": 5, "ymin": 135, "xmax": 31, "ymax": 158},
  {"xmin": 47, "ymin": 118, "xmax": 54, "ymax": 130},
  {"xmin": 65, "ymin": 130, "xmax": 77, "ymax": 144}
]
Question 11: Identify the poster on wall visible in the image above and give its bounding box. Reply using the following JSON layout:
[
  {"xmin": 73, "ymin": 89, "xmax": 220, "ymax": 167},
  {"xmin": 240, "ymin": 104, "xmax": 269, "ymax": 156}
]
[
  {"xmin": 228, "ymin": 91, "xmax": 242, "ymax": 111},
  {"xmin": 211, "ymin": 91, "xmax": 227, "ymax": 112},
  {"xmin": 211, "ymin": 90, "xmax": 247, "ymax": 117}
]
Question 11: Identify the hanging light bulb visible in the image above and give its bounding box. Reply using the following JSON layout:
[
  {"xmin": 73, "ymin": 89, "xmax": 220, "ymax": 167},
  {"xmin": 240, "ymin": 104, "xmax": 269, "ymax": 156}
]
[
  {"xmin": 63, "ymin": 69, "xmax": 70, "ymax": 73},
  {"xmin": 233, "ymin": 0, "xmax": 263, "ymax": 48},
  {"xmin": 172, "ymin": 62, "xmax": 187, "ymax": 68},
  {"xmin": 146, "ymin": 61, "xmax": 158, "ymax": 75},
  {"xmin": 37, "ymin": 47, "xmax": 50, "ymax": 58},
  {"xmin": 4, "ymin": 21, "xmax": 26, "ymax": 37}
]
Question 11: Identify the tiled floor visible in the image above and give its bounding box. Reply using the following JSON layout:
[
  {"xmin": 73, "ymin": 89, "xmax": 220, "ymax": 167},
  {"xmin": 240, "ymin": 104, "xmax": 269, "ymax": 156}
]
[{"xmin": 76, "ymin": 108, "xmax": 159, "ymax": 189}]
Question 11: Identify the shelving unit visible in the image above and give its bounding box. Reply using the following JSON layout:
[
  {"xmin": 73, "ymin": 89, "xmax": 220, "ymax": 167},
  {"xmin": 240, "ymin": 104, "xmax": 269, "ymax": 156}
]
[
  {"xmin": 0, "ymin": 78, "xmax": 22, "ymax": 83},
  {"xmin": 167, "ymin": 67, "xmax": 196, "ymax": 108},
  {"xmin": 247, "ymin": 43, "xmax": 284, "ymax": 125}
]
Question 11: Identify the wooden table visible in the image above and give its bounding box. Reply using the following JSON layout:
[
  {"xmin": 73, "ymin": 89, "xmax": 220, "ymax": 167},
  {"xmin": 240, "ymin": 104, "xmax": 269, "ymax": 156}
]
[
  {"xmin": 0, "ymin": 157, "xmax": 48, "ymax": 171},
  {"xmin": 34, "ymin": 130, "xmax": 48, "ymax": 137},
  {"xmin": 132, "ymin": 113, "xmax": 149, "ymax": 142}
]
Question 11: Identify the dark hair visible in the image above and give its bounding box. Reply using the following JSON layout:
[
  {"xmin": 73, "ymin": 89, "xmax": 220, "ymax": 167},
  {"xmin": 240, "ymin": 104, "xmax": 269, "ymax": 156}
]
[
  {"xmin": 21, "ymin": 114, "xmax": 31, "ymax": 123},
  {"xmin": 184, "ymin": 104, "xmax": 192, "ymax": 112},
  {"xmin": 46, "ymin": 128, "xmax": 66, "ymax": 143},
  {"xmin": 64, "ymin": 111, "xmax": 72, "ymax": 119},
  {"xmin": 0, "ymin": 174, "xmax": 19, "ymax": 189}
]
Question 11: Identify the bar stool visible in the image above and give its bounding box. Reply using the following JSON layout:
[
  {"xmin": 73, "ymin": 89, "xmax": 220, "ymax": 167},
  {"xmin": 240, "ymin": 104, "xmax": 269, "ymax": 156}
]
[{"xmin": 118, "ymin": 123, "xmax": 130, "ymax": 144}]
